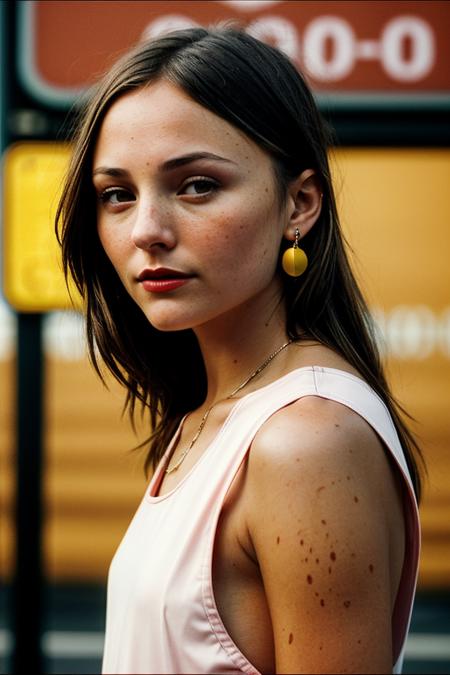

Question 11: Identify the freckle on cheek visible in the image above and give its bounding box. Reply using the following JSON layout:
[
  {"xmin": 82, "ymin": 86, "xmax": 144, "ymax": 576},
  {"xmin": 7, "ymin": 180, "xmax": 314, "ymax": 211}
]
[
  {"xmin": 330, "ymin": 551, "xmax": 336, "ymax": 561},
  {"xmin": 276, "ymin": 536, "xmax": 280, "ymax": 544},
  {"xmin": 307, "ymin": 574, "xmax": 313, "ymax": 584},
  {"xmin": 288, "ymin": 632, "xmax": 293, "ymax": 644}
]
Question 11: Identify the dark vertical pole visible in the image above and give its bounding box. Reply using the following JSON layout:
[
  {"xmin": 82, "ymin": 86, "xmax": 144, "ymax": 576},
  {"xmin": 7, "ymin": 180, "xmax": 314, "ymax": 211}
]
[{"xmin": 11, "ymin": 312, "xmax": 45, "ymax": 673}]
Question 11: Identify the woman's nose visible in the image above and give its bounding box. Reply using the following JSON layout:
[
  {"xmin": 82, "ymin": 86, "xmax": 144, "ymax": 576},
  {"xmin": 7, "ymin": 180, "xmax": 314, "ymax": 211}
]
[{"xmin": 130, "ymin": 200, "xmax": 176, "ymax": 251}]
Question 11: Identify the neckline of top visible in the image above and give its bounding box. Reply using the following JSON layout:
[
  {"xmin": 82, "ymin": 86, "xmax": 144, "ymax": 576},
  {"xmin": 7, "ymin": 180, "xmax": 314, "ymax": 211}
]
[{"xmin": 146, "ymin": 365, "xmax": 370, "ymax": 503}]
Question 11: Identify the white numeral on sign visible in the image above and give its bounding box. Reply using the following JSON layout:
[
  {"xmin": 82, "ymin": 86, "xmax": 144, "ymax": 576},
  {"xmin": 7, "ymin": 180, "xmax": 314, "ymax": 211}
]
[
  {"xmin": 303, "ymin": 16, "xmax": 356, "ymax": 82},
  {"xmin": 380, "ymin": 16, "xmax": 435, "ymax": 81}
]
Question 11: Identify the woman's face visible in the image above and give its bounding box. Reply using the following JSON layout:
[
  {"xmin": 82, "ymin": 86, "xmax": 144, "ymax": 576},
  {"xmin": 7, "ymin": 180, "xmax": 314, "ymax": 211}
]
[{"xmin": 93, "ymin": 80, "xmax": 289, "ymax": 333}]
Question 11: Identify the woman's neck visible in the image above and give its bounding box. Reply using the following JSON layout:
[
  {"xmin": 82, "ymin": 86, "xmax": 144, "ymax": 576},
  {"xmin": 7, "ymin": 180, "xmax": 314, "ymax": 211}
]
[{"xmin": 193, "ymin": 288, "xmax": 290, "ymax": 407}]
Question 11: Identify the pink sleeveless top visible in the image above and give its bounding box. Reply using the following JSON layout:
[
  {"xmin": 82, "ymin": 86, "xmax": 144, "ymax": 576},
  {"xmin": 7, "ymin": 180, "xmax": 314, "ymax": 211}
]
[{"xmin": 102, "ymin": 366, "xmax": 420, "ymax": 674}]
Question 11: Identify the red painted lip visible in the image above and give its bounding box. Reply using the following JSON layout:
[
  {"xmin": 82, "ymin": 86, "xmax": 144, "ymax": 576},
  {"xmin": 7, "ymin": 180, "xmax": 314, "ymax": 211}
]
[
  {"xmin": 137, "ymin": 268, "xmax": 193, "ymax": 292},
  {"xmin": 140, "ymin": 278, "xmax": 190, "ymax": 293},
  {"xmin": 137, "ymin": 267, "xmax": 191, "ymax": 281}
]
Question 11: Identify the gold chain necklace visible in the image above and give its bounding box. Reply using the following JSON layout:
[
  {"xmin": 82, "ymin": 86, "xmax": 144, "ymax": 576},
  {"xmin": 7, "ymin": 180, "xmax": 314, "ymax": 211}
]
[{"xmin": 165, "ymin": 339, "xmax": 293, "ymax": 475}]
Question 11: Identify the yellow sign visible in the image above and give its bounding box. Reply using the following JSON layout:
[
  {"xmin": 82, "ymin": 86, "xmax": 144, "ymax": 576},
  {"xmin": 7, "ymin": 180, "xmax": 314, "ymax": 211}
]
[{"xmin": 3, "ymin": 142, "xmax": 78, "ymax": 311}]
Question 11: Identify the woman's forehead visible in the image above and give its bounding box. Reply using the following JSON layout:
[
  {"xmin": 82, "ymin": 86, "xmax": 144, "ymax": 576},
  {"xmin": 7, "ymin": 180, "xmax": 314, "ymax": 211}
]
[{"xmin": 93, "ymin": 80, "xmax": 270, "ymax": 168}]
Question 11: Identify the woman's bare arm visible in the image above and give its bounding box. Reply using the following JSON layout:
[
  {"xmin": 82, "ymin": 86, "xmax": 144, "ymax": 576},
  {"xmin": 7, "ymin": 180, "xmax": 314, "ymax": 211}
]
[{"xmin": 245, "ymin": 396, "xmax": 404, "ymax": 674}]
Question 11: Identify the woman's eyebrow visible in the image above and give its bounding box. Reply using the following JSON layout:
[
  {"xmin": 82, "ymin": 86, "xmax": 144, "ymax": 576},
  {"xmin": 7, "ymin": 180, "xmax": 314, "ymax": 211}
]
[
  {"xmin": 161, "ymin": 152, "xmax": 237, "ymax": 171},
  {"xmin": 92, "ymin": 167, "xmax": 130, "ymax": 178},
  {"xmin": 92, "ymin": 153, "xmax": 237, "ymax": 178}
]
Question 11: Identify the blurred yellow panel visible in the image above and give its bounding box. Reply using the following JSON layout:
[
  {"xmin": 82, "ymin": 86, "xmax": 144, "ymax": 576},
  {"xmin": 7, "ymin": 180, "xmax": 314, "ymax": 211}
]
[
  {"xmin": 332, "ymin": 148, "xmax": 450, "ymax": 309},
  {"xmin": 3, "ymin": 142, "xmax": 79, "ymax": 312}
]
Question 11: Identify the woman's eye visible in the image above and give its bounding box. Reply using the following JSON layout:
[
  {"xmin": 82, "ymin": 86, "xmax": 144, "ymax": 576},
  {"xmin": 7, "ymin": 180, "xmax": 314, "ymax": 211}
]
[
  {"xmin": 99, "ymin": 188, "xmax": 135, "ymax": 205},
  {"xmin": 180, "ymin": 179, "xmax": 218, "ymax": 196}
]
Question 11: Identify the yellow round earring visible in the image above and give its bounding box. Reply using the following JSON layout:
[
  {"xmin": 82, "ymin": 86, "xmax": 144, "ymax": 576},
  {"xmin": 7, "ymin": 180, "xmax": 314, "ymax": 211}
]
[{"xmin": 281, "ymin": 228, "xmax": 308, "ymax": 277}]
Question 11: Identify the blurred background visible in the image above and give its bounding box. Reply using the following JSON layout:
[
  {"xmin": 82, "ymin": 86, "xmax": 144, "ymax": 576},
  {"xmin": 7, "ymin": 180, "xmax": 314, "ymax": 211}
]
[{"xmin": 1, "ymin": 1, "xmax": 449, "ymax": 673}]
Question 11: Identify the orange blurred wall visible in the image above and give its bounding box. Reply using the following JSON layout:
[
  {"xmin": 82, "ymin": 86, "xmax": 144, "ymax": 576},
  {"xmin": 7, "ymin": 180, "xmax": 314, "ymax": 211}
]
[{"xmin": 1, "ymin": 147, "xmax": 449, "ymax": 585}]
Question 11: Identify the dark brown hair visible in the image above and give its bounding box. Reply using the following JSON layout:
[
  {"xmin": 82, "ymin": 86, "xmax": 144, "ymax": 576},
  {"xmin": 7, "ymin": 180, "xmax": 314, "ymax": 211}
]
[{"xmin": 56, "ymin": 26, "xmax": 424, "ymax": 500}]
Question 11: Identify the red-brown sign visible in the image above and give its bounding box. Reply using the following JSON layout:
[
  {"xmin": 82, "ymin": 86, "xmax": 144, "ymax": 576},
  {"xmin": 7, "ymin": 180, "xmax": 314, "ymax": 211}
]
[{"xmin": 18, "ymin": 0, "xmax": 450, "ymax": 108}]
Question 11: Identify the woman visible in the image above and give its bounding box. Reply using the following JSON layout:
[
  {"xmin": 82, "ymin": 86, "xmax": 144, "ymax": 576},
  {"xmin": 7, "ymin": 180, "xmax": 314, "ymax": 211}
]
[{"xmin": 57, "ymin": 27, "xmax": 422, "ymax": 674}]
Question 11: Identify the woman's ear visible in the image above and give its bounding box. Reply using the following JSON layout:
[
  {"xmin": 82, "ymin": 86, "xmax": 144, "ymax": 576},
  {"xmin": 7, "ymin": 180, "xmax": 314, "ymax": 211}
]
[{"xmin": 284, "ymin": 169, "xmax": 323, "ymax": 241}]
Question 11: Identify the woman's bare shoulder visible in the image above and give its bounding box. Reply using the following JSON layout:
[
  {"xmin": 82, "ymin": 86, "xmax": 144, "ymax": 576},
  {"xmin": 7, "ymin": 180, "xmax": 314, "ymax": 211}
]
[
  {"xmin": 244, "ymin": 392, "xmax": 403, "ymax": 541},
  {"xmin": 249, "ymin": 393, "xmax": 388, "ymax": 482},
  {"xmin": 258, "ymin": 387, "xmax": 405, "ymax": 524}
]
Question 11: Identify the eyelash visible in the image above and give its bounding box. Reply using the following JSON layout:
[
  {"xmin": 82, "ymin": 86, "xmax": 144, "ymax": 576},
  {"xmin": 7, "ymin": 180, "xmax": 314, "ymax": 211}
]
[
  {"xmin": 98, "ymin": 187, "xmax": 134, "ymax": 205},
  {"xmin": 180, "ymin": 177, "xmax": 220, "ymax": 197}
]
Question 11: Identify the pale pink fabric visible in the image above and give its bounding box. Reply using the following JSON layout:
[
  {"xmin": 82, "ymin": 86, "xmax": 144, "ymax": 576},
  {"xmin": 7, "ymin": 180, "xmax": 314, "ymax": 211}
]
[{"xmin": 102, "ymin": 366, "xmax": 420, "ymax": 674}]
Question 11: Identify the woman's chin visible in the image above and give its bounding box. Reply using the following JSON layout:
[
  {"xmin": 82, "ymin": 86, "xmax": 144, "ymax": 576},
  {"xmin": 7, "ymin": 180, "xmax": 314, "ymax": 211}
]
[{"xmin": 141, "ymin": 308, "xmax": 198, "ymax": 333}]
